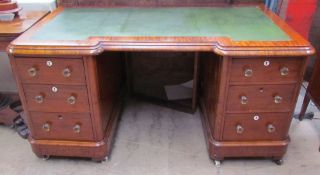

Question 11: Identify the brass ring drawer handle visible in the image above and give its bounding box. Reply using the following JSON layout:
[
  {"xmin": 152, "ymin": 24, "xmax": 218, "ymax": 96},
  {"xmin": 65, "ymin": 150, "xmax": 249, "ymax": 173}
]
[
  {"xmin": 274, "ymin": 95, "xmax": 282, "ymax": 104},
  {"xmin": 280, "ymin": 67, "xmax": 289, "ymax": 76},
  {"xmin": 67, "ymin": 95, "xmax": 76, "ymax": 105},
  {"xmin": 240, "ymin": 95, "xmax": 248, "ymax": 105},
  {"xmin": 42, "ymin": 123, "xmax": 51, "ymax": 132},
  {"xmin": 62, "ymin": 67, "xmax": 72, "ymax": 78},
  {"xmin": 236, "ymin": 124, "xmax": 244, "ymax": 134},
  {"xmin": 73, "ymin": 124, "xmax": 81, "ymax": 133},
  {"xmin": 28, "ymin": 67, "xmax": 37, "ymax": 77},
  {"xmin": 244, "ymin": 68, "xmax": 253, "ymax": 77},
  {"xmin": 267, "ymin": 124, "xmax": 276, "ymax": 133},
  {"xmin": 34, "ymin": 94, "xmax": 44, "ymax": 104}
]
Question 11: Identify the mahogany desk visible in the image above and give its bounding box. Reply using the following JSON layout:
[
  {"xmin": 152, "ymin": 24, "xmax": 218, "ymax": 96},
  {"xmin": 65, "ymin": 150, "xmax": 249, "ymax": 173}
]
[{"xmin": 7, "ymin": 6, "xmax": 314, "ymax": 165}]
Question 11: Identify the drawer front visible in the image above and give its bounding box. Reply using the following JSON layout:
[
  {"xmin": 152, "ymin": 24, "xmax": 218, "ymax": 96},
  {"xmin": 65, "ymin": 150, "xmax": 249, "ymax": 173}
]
[
  {"xmin": 223, "ymin": 113, "xmax": 291, "ymax": 141},
  {"xmin": 15, "ymin": 57, "xmax": 86, "ymax": 85},
  {"xmin": 23, "ymin": 84, "xmax": 90, "ymax": 113},
  {"xmin": 230, "ymin": 57, "xmax": 302, "ymax": 83},
  {"xmin": 227, "ymin": 84, "xmax": 296, "ymax": 113},
  {"xmin": 29, "ymin": 112, "xmax": 94, "ymax": 141}
]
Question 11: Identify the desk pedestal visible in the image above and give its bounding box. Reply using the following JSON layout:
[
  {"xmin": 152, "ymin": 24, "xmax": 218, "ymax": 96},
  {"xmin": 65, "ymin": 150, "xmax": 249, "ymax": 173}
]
[{"xmin": 199, "ymin": 53, "xmax": 306, "ymax": 163}]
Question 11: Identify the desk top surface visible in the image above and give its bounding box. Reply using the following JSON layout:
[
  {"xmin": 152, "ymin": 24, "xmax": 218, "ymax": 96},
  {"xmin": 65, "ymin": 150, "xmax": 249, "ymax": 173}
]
[
  {"xmin": 30, "ymin": 7, "xmax": 289, "ymax": 41},
  {"xmin": 9, "ymin": 6, "xmax": 314, "ymax": 56}
]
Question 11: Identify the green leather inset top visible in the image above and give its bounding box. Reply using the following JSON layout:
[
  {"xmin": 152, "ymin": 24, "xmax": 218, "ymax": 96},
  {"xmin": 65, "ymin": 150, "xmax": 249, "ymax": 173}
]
[{"xmin": 31, "ymin": 7, "xmax": 291, "ymax": 41}]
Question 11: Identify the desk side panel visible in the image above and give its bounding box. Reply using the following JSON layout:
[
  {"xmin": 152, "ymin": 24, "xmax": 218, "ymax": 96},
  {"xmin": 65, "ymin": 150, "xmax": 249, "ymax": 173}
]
[
  {"xmin": 85, "ymin": 53, "xmax": 125, "ymax": 141},
  {"xmin": 199, "ymin": 53, "xmax": 229, "ymax": 141}
]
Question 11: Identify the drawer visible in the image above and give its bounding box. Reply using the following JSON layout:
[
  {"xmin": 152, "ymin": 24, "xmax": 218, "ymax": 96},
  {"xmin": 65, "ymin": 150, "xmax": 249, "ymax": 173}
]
[
  {"xmin": 23, "ymin": 84, "xmax": 90, "ymax": 113},
  {"xmin": 230, "ymin": 57, "xmax": 302, "ymax": 84},
  {"xmin": 15, "ymin": 57, "xmax": 86, "ymax": 85},
  {"xmin": 226, "ymin": 84, "xmax": 296, "ymax": 113},
  {"xmin": 29, "ymin": 112, "xmax": 94, "ymax": 141},
  {"xmin": 223, "ymin": 113, "xmax": 291, "ymax": 141}
]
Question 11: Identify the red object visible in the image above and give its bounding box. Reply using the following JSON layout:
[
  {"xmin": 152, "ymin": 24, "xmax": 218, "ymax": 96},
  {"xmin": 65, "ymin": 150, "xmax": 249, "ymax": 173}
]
[{"xmin": 285, "ymin": 0, "xmax": 317, "ymax": 39}]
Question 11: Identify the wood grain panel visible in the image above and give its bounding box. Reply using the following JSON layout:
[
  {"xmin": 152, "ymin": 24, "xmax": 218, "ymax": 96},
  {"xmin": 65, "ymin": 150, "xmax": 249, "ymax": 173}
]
[
  {"xmin": 199, "ymin": 53, "xmax": 223, "ymax": 134},
  {"xmin": 95, "ymin": 52, "xmax": 125, "ymax": 140}
]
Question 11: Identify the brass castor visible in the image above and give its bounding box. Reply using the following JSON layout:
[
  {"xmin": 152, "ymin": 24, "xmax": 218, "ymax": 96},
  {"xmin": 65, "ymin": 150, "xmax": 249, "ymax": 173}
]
[
  {"xmin": 213, "ymin": 160, "xmax": 221, "ymax": 167},
  {"xmin": 42, "ymin": 155, "xmax": 50, "ymax": 160},
  {"xmin": 273, "ymin": 159, "xmax": 284, "ymax": 165},
  {"xmin": 92, "ymin": 156, "xmax": 108, "ymax": 163}
]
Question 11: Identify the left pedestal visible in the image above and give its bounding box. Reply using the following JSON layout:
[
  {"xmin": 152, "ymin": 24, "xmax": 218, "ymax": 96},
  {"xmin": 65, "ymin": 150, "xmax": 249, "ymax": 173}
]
[{"xmin": 9, "ymin": 55, "xmax": 124, "ymax": 160}]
